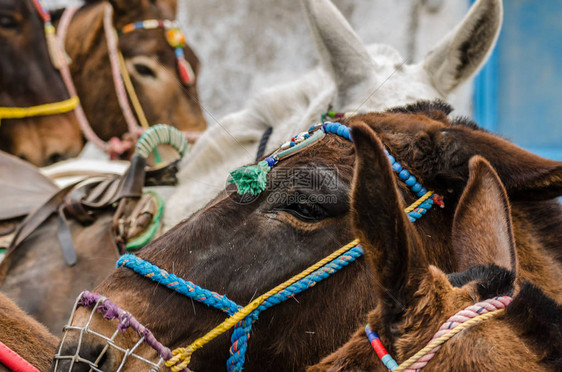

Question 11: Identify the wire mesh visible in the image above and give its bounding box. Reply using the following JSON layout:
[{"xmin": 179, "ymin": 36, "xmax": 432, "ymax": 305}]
[{"xmin": 52, "ymin": 291, "xmax": 185, "ymax": 372}]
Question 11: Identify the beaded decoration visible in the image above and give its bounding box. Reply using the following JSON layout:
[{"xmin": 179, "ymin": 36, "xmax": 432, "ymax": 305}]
[
  {"xmin": 229, "ymin": 122, "xmax": 443, "ymax": 222},
  {"xmin": 118, "ymin": 20, "xmax": 194, "ymax": 85}
]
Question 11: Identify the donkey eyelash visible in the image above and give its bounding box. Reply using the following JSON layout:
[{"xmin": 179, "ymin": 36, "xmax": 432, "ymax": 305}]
[{"xmin": 277, "ymin": 201, "xmax": 328, "ymax": 222}]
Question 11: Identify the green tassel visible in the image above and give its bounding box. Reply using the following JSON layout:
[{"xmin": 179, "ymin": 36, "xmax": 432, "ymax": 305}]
[{"xmin": 229, "ymin": 160, "xmax": 271, "ymax": 195}]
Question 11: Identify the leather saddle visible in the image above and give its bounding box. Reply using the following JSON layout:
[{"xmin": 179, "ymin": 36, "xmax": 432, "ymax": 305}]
[{"xmin": 0, "ymin": 151, "xmax": 177, "ymax": 266}]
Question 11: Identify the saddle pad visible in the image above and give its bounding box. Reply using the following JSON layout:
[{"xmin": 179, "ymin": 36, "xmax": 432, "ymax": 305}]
[{"xmin": 0, "ymin": 151, "xmax": 58, "ymax": 220}]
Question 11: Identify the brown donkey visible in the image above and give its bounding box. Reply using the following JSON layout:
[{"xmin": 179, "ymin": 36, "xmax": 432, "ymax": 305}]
[
  {"xmin": 309, "ymin": 124, "xmax": 561, "ymax": 371},
  {"xmin": 54, "ymin": 0, "xmax": 206, "ymax": 147},
  {"xmin": 0, "ymin": 0, "xmax": 82, "ymax": 166},
  {"xmin": 50, "ymin": 102, "xmax": 562, "ymax": 371},
  {"xmin": 0, "ymin": 292, "xmax": 58, "ymax": 371}
]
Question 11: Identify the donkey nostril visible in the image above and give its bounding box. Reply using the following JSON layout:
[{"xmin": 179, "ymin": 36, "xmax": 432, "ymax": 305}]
[
  {"xmin": 134, "ymin": 63, "xmax": 157, "ymax": 78},
  {"xmin": 47, "ymin": 153, "xmax": 65, "ymax": 165},
  {"xmin": 17, "ymin": 154, "xmax": 29, "ymax": 162}
]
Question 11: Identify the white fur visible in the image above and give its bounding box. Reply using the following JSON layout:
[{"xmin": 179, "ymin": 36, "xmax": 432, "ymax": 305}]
[{"xmin": 163, "ymin": 0, "xmax": 503, "ymax": 229}]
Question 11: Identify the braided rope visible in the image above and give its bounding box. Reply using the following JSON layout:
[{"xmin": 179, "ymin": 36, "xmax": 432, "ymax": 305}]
[
  {"xmin": 362, "ymin": 296, "xmax": 513, "ymax": 372},
  {"xmin": 396, "ymin": 296, "xmax": 512, "ymax": 371},
  {"xmin": 226, "ymin": 246, "xmax": 363, "ymax": 371},
  {"xmin": 165, "ymin": 239, "xmax": 361, "ymax": 371},
  {"xmin": 135, "ymin": 124, "xmax": 189, "ymax": 159},
  {"xmin": 103, "ymin": 5, "xmax": 144, "ymax": 139},
  {"xmin": 117, "ymin": 255, "xmax": 240, "ymax": 315},
  {"xmin": 56, "ymin": 6, "xmax": 117, "ymax": 154}
]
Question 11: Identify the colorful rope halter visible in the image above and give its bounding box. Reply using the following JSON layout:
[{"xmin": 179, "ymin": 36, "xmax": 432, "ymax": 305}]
[
  {"xmin": 229, "ymin": 122, "xmax": 443, "ymax": 222},
  {"xmin": 119, "ymin": 19, "xmax": 195, "ymax": 86},
  {"xmin": 55, "ymin": 4, "xmax": 196, "ymax": 157},
  {"xmin": 0, "ymin": 0, "xmax": 79, "ymax": 126},
  {"xmin": 366, "ymin": 296, "xmax": 513, "ymax": 371},
  {"xmin": 55, "ymin": 122, "xmax": 443, "ymax": 372}
]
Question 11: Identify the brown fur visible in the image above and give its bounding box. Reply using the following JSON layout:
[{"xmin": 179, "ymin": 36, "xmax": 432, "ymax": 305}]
[
  {"xmin": 309, "ymin": 123, "xmax": 561, "ymax": 371},
  {"xmin": 0, "ymin": 0, "xmax": 82, "ymax": 166},
  {"xmin": 57, "ymin": 0, "xmax": 206, "ymax": 142},
  {"xmin": 0, "ymin": 214, "xmax": 119, "ymax": 335},
  {"xmin": 0, "ymin": 292, "xmax": 58, "ymax": 371},
  {"xmin": 51, "ymin": 102, "xmax": 562, "ymax": 371}
]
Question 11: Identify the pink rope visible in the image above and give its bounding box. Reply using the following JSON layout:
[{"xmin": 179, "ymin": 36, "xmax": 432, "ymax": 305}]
[
  {"xmin": 57, "ymin": 5, "xmax": 140, "ymax": 157},
  {"xmin": 57, "ymin": 7, "xmax": 110, "ymax": 153},
  {"xmin": 405, "ymin": 296, "xmax": 513, "ymax": 371},
  {"xmin": 103, "ymin": 5, "xmax": 144, "ymax": 140}
]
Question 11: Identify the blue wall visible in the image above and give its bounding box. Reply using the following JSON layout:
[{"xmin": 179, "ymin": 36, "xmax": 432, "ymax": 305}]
[{"xmin": 472, "ymin": 0, "xmax": 562, "ymax": 160}]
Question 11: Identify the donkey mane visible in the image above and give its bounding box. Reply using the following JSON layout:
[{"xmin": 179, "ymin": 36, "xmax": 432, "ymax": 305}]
[
  {"xmin": 505, "ymin": 281, "xmax": 562, "ymax": 369},
  {"xmin": 386, "ymin": 99, "xmax": 454, "ymax": 116},
  {"xmin": 447, "ymin": 264, "xmax": 515, "ymax": 299},
  {"xmin": 386, "ymin": 99, "xmax": 487, "ymax": 132}
]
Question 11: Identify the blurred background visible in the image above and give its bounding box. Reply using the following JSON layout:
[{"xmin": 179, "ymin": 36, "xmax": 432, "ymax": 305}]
[{"xmin": 45, "ymin": 0, "xmax": 562, "ymax": 160}]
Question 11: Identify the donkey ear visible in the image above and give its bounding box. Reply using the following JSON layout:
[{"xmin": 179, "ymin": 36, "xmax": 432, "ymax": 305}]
[
  {"xmin": 351, "ymin": 122, "xmax": 422, "ymax": 304},
  {"xmin": 452, "ymin": 156, "xmax": 518, "ymax": 274},
  {"xmin": 301, "ymin": 0, "xmax": 377, "ymax": 109},
  {"xmin": 423, "ymin": 0, "xmax": 503, "ymax": 94}
]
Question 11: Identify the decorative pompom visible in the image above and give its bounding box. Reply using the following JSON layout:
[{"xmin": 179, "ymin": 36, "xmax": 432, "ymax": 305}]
[{"xmin": 229, "ymin": 160, "xmax": 271, "ymax": 195}]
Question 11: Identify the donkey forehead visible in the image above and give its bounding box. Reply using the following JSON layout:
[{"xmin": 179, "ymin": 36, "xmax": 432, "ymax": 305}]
[{"xmin": 338, "ymin": 44, "xmax": 443, "ymax": 113}]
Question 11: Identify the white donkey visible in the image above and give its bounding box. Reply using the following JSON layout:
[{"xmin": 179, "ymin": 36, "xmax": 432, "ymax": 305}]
[{"xmin": 164, "ymin": 0, "xmax": 503, "ymax": 229}]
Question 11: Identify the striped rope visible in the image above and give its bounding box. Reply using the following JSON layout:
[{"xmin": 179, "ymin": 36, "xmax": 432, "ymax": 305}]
[
  {"xmin": 103, "ymin": 5, "xmax": 144, "ymax": 139},
  {"xmin": 117, "ymin": 254, "xmax": 240, "ymax": 315},
  {"xmin": 165, "ymin": 240, "xmax": 363, "ymax": 371},
  {"xmin": 368, "ymin": 296, "xmax": 513, "ymax": 371},
  {"xmin": 135, "ymin": 124, "xmax": 189, "ymax": 159}
]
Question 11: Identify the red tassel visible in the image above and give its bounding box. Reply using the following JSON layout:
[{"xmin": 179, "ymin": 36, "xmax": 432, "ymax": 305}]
[{"xmin": 177, "ymin": 58, "xmax": 194, "ymax": 85}]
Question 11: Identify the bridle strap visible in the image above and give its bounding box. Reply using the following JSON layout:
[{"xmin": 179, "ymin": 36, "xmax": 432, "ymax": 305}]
[
  {"xmin": 103, "ymin": 5, "xmax": 146, "ymax": 139},
  {"xmin": 0, "ymin": 97, "xmax": 79, "ymax": 125},
  {"xmin": 368, "ymin": 296, "xmax": 513, "ymax": 371},
  {"xmin": 0, "ymin": 1, "xmax": 79, "ymax": 125},
  {"xmin": 55, "ymin": 4, "xmax": 150, "ymax": 157},
  {"xmin": 0, "ymin": 340, "xmax": 40, "ymax": 372},
  {"xmin": 57, "ymin": 7, "xmax": 114, "ymax": 153}
]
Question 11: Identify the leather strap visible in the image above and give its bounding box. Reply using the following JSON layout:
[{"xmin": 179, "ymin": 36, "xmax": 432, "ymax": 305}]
[{"xmin": 57, "ymin": 205, "xmax": 78, "ymax": 266}]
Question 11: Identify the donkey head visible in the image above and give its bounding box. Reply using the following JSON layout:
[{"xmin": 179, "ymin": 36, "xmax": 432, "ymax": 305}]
[
  {"xmin": 346, "ymin": 100, "xmax": 562, "ymax": 202},
  {"xmin": 344, "ymin": 102, "xmax": 562, "ymax": 300},
  {"xmin": 303, "ymin": 0, "xmax": 502, "ymax": 111},
  {"xmin": 64, "ymin": 0, "xmax": 206, "ymax": 141},
  {"xmin": 52, "ymin": 131, "xmax": 376, "ymax": 371},
  {"xmin": 0, "ymin": 0, "xmax": 82, "ymax": 166},
  {"xmin": 310, "ymin": 123, "xmax": 561, "ymax": 371}
]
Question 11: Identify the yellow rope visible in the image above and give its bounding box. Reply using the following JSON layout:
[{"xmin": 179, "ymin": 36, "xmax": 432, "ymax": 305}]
[
  {"xmin": 403, "ymin": 191, "xmax": 433, "ymax": 214},
  {"xmin": 165, "ymin": 238, "xmax": 361, "ymax": 371},
  {"xmin": 165, "ymin": 191, "xmax": 439, "ymax": 371},
  {"xmin": 394, "ymin": 309, "xmax": 505, "ymax": 372},
  {"xmin": 117, "ymin": 51, "xmax": 150, "ymax": 130},
  {"xmin": 0, "ymin": 96, "xmax": 79, "ymax": 125}
]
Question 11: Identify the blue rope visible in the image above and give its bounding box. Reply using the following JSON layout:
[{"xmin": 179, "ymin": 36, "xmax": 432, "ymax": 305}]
[
  {"xmin": 117, "ymin": 123, "xmax": 439, "ymax": 371},
  {"xmin": 116, "ymin": 255, "xmax": 241, "ymax": 315},
  {"xmin": 116, "ymin": 247, "xmax": 364, "ymax": 372},
  {"xmin": 226, "ymin": 246, "xmax": 364, "ymax": 371}
]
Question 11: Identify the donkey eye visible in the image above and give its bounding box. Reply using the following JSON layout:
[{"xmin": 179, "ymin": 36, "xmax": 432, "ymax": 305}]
[
  {"xmin": 134, "ymin": 63, "xmax": 157, "ymax": 78},
  {"xmin": 0, "ymin": 14, "xmax": 17, "ymax": 29},
  {"xmin": 279, "ymin": 202, "xmax": 328, "ymax": 222}
]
